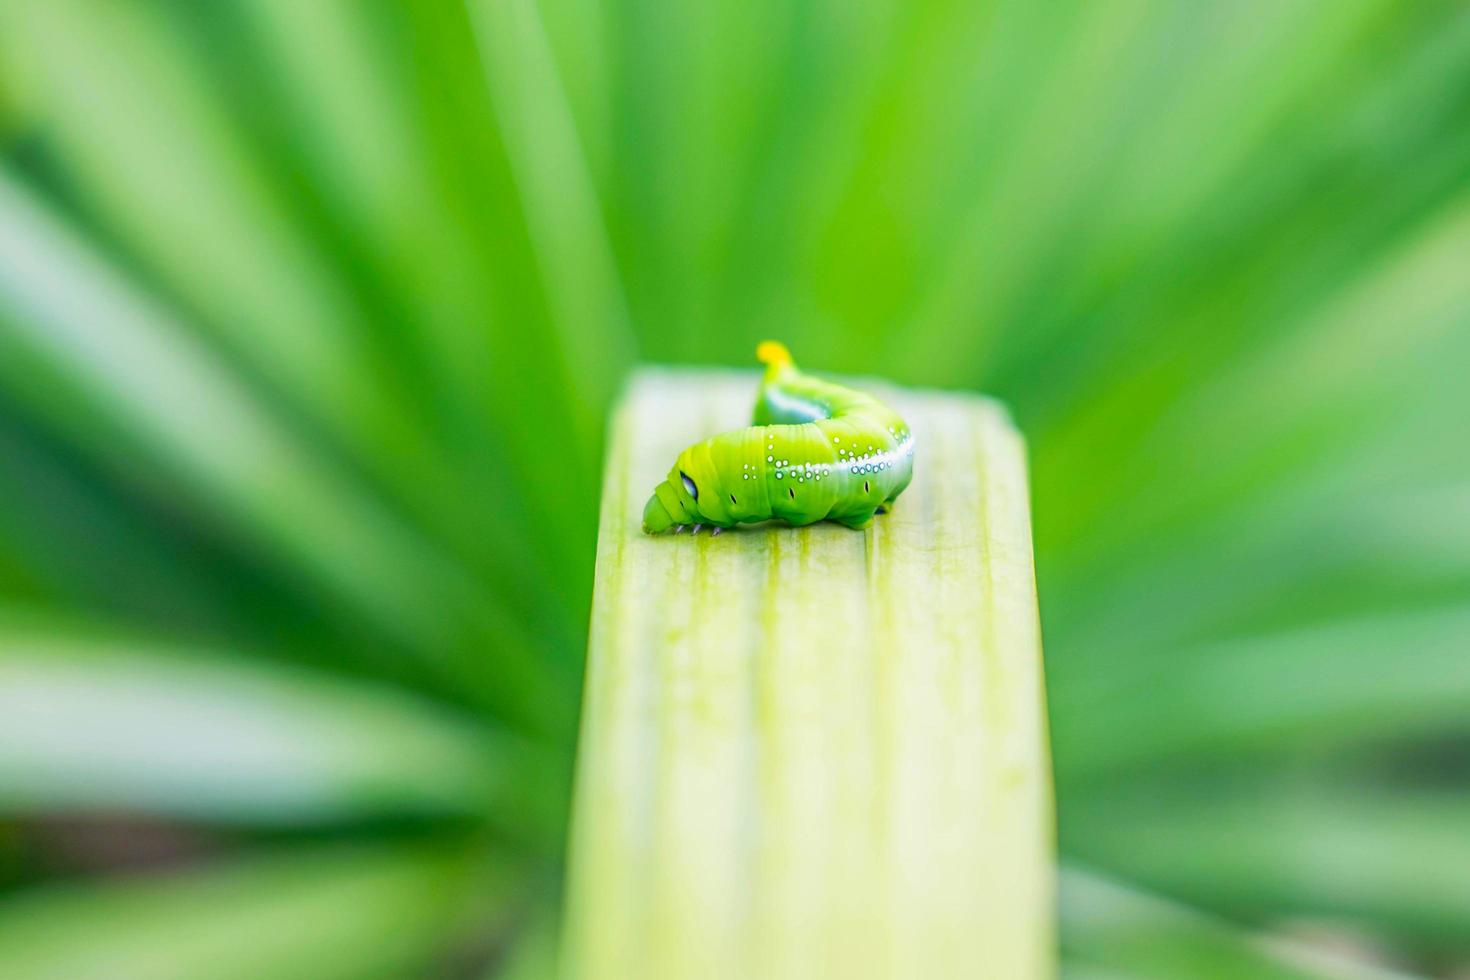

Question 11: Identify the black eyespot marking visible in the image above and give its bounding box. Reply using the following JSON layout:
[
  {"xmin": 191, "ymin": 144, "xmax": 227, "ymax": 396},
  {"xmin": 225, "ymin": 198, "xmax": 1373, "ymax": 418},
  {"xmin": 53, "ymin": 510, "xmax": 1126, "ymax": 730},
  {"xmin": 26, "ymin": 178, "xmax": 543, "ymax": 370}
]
[
  {"xmin": 680, "ymin": 471, "xmax": 698, "ymax": 499},
  {"xmin": 729, "ymin": 494, "xmax": 737, "ymax": 505},
  {"xmin": 864, "ymin": 480, "xmax": 870, "ymax": 493},
  {"xmin": 788, "ymin": 487, "xmax": 795, "ymax": 499}
]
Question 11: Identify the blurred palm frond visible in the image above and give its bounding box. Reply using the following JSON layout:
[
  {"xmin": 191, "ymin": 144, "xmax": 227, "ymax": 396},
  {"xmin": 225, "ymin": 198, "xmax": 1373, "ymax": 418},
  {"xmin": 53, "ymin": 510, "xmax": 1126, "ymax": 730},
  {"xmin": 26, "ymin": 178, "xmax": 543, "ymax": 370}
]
[{"xmin": 1, "ymin": 0, "xmax": 1467, "ymax": 976}]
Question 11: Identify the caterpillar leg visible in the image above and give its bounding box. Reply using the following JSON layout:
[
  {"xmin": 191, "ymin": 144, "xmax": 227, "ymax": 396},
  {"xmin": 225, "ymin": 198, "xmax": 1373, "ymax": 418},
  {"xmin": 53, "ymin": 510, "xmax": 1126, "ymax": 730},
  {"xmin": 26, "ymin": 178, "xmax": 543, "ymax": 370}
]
[{"xmin": 834, "ymin": 511, "xmax": 877, "ymax": 530}]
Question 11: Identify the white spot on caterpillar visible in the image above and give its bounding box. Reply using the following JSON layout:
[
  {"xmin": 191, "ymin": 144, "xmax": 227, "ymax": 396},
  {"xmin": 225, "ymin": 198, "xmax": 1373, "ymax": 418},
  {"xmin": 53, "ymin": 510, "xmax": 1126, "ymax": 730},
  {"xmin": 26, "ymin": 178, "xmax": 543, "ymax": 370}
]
[
  {"xmin": 767, "ymin": 455, "xmax": 773, "ymax": 462},
  {"xmin": 776, "ymin": 472, "xmax": 783, "ymax": 479}
]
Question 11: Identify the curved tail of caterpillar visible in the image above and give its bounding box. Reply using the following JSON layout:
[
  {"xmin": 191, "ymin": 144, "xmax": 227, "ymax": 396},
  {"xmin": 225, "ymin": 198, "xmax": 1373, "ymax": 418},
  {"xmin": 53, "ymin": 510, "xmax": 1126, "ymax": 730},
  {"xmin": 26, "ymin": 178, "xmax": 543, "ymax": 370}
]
[{"xmin": 642, "ymin": 343, "xmax": 915, "ymax": 534}]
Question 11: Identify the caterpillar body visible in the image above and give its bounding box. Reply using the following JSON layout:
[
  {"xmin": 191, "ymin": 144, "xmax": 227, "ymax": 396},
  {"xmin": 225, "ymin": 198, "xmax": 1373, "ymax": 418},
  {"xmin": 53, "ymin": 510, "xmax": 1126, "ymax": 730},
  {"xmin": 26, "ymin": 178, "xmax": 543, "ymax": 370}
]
[{"xmin": 642, "ymin": 342, "xmax": 915, "ymax": 535}]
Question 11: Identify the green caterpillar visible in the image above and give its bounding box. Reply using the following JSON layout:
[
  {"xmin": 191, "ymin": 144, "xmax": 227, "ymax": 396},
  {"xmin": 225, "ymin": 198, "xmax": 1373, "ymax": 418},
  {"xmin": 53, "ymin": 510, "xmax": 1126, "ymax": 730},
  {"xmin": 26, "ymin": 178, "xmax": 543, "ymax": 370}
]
[{"xmin": 642, "ymin": 342, "xmax": 915, "ymax": 535}]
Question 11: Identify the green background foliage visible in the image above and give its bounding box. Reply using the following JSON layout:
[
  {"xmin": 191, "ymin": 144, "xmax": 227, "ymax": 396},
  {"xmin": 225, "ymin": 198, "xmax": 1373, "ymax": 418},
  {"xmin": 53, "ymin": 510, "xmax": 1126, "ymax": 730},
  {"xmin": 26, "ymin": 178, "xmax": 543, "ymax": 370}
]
[{"xmin": 0, "ymin": 0, "xmax": 1466, "ymax": 975}]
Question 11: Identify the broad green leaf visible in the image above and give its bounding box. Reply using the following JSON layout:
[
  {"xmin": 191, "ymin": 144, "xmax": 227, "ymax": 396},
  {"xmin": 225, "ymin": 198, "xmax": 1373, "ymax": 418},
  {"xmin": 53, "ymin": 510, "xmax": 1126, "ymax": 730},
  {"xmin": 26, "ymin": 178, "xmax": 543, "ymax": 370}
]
[
  {"xmin": 1065, "ymin": 776, "xmax": 1470, "ymax": 942},
  {"xmin": 0, "ymin": 617, "xmax": 537, "ymax": 826},
  {"xmin": 0, "ymin": 841, "xmax": 514, "ymax": 980},
  {"xmin": 0, "ymin": 0, "xmax": 402, "ymax": 448},
  {"xmin": 492, "ymin": 902, "xmax": 561, "ymax": 980},
  {"xmin": 1061, "ymin": 868, "xmax": 1421, "ymax": 980},
  {"xmin": 0, "ymin": 416, "xmax": 246, "ymax": 628},
  {"xmin": 469, "ymin": 0, "xmax": 635, "ymax": 464},
  {"xmin": 0, "ymin": 0, "xmax": 589, "ymax": 652},
  {"xmin": 386, "ymin": 2, "xmax": 624, "ymax": 593},
  {"xmin": 227, "ymin": 0, "xmax": 578, "ymax": 633},
  {"xmin": 1038, "ymin": 186, "xmax": 1470, "ymax": 590},
  {"xmin": 1056, "ymin": 606, "xmax": 1470, "ymax": 778},
  {"xmin": 562, "ymin": 370, "xmax": 1053, "ymax": 979},
  {"xmin": 0, "ymin": 171, "xmax": 571, "ymax": 732}
]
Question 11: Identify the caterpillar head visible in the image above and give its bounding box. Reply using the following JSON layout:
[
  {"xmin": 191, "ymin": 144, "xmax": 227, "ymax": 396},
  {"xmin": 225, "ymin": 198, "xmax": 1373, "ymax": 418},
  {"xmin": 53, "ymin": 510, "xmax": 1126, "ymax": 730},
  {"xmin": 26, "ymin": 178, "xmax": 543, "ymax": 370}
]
[{"xmin": 642, "ymin": 447, "xmax": 736, "ymax": 534}]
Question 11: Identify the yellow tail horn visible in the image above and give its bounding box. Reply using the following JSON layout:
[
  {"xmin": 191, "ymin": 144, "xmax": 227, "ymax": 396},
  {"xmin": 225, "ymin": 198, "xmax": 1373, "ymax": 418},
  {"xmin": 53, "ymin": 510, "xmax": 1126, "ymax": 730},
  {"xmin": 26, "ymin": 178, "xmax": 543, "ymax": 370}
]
[{"xmin": 756, "ymin": 340, "xmax": 793, "ymax": 368}]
